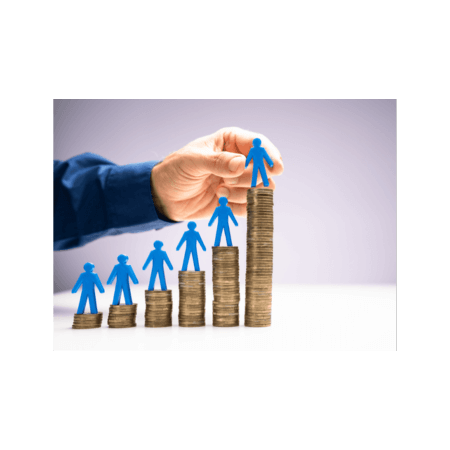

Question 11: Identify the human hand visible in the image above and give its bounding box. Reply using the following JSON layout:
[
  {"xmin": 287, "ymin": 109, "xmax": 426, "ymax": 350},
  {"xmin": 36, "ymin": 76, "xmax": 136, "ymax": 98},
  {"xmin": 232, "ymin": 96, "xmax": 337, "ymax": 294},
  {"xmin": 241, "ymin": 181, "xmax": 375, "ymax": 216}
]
[{"xmin": 151, "ymin": 127, "xmax": 284, "ymax": 221}]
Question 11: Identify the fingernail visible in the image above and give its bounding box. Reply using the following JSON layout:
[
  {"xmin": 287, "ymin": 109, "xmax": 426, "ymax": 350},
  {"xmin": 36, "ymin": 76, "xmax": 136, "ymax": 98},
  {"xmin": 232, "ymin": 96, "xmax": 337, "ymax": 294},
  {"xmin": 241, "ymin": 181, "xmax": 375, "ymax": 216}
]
[
  {"xmin": 227, "ymin": 178, "xmax": 239, "ymax": 185},
  {"xmin": 217, "ymin": 187, "xmax": 230, "ymax": 198},
  {"xmin": 229, "ymin": 155, "xmax": 244, "ymax": 172}
]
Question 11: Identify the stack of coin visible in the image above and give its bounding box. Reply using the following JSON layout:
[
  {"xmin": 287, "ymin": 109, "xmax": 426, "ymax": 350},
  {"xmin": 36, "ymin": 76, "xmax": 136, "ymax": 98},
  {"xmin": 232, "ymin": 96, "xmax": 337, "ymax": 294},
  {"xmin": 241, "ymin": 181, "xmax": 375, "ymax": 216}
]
[
  {"xmin": 144, "ymin": 290, "xmax": 173, "ymax": 327},
  {"xmin": 178, "ymin": 271, "xmax": 206, "ymax": 327},
  {"xmin": 212, "ymin": 246, "xmax": 240, "ymax": 327},
  {"xmin": 245, "ymin": 188, "xmax": 274, "ymax": 327},
  {"xmin": 107, "ymin": 304, "xmax": 137, "ymax": 328},
  {"xmin": 72, "ymin": 312, "xmax": 103, "ymax": 329}
]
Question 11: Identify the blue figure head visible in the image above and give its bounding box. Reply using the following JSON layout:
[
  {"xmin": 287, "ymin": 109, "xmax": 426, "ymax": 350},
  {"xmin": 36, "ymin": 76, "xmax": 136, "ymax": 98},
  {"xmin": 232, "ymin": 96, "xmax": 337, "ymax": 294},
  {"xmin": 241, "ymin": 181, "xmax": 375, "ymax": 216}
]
[
  {"xmin": 118, "ymin": 254, "xmax": 128, "ymax": 264},
  {"xmin": 154, "ymin": 240, "xmax": 164, "ymax": 250},
  {"xmin": 219, "ymin": 197, "xmax": 228, "ymax": 206},
  {"xmin": 83, "ymin": 262, "xmax": 95, "ymax": 272},
  {"xmin": 188, "ymin": 221, "xmax": 197, "ymax": 230},
  {"xmin": 253, "ymin": 138, "xmax": 261, "ymax": 147}
]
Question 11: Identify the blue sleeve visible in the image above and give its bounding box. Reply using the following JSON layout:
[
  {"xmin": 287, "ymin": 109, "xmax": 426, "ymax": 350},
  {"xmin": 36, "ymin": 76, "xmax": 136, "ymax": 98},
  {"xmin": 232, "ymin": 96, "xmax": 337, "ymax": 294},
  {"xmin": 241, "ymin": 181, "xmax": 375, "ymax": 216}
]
[{"xmin": 54, "ymin": 153, "xmax": 178, "ymax": 251}]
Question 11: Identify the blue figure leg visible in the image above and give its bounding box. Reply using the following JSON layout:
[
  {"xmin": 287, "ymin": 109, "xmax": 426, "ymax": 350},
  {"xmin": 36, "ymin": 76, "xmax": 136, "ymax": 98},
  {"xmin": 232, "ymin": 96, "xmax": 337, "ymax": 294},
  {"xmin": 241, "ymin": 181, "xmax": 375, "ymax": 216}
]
[
  {"xmin": 112, "ymin": 283, "xmax": 122, "ymax": 305},
  {"xmin": 259, "ymin": 164, "xmax": 269, "ymax": 187},
  {"xmin": 192, "ymin": 249, "xmax": 200, "ymax": 271},
  {"xmin": 149, "ymin": 269, "xmax": 157, "ymax": 290},
  {"xmin": 182, "ymin": 249, "xmax": 191, "ymax": 271},
  {"xmin": 214, "ymin": 224, "xmax": 224, "ymax": 246},
  {"xmin": 158, "ymin": 269, "xmax": 167, "ymax": 290},
  {"xmin": 251, "ymin": 165, "xmax": 259, "ymax": 188},
  {"xmin": 224, "ymin": 224, "xmax": 232, "ymax": 246},
  {"xmin": 77, "ymin": 291, "xmax": 88, "ymax": 314},
  {"xmin": 88, "ymin": 291, "xmax": 98, "ymax": 314},
  {"xmin": 122, "ymin": 283, "xmax": 133, "ymax": 305}
]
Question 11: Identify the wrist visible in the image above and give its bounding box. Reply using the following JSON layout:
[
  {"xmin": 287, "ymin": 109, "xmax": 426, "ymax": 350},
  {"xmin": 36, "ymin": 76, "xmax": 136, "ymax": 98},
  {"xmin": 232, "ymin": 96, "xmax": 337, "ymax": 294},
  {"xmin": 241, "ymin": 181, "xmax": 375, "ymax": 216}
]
[{"xmin": 150, "ymin": 162, "xmax": 171, "ymax": 220}]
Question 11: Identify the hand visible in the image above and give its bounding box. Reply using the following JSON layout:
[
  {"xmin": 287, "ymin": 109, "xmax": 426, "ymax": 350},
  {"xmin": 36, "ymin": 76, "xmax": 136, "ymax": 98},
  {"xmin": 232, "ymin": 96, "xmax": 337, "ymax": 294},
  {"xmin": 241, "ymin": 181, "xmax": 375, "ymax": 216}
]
[{"xmin": 151, "ymin": 127, "xmax": 284, "ymax": 221}]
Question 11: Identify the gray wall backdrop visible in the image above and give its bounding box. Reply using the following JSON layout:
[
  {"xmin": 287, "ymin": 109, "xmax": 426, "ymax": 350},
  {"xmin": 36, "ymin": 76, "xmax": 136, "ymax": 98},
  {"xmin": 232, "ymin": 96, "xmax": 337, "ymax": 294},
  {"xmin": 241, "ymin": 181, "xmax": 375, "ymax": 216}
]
[{"xmin": 54, "ymin": 99, "xmax": 396, "ymax": 292}]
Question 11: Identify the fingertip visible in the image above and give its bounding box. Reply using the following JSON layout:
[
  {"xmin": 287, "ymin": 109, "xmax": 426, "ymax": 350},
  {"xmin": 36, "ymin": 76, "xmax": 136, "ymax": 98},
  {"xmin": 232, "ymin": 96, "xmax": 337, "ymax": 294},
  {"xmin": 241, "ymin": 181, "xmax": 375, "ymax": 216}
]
[{"xmin": 216, "ymin": 186, "xmax": 230, "ymax": 198}]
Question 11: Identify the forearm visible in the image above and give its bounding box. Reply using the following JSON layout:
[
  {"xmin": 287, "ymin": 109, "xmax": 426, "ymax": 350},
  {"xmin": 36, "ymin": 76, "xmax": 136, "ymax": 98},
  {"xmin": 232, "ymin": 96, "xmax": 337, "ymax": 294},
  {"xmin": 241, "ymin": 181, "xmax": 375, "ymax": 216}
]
[{"xmin": 54, "ymin": 153, "xmax": 178, "ymax": 251}]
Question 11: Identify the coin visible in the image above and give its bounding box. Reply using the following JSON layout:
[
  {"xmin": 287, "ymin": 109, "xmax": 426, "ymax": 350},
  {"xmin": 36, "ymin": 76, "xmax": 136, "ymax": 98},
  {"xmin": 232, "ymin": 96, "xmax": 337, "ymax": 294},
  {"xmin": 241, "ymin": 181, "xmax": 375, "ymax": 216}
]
[
  {"xmin": 107, "ymin": 304, "xmax": 137, "ymax": 328},
  {"xmin": 144, "ymin": 290, "xmax": 173, "ymax": 328},
  {"xmin": 245, "ymin": 189, "xmax": 274, "ymax": 328},
  {"xmin": 72, "ymin": 312, "xmax": 103, "ymax": 329},
  {"xmin": 178, "ymin": 271, "xmax": 206, "ymax": 327},
  {"xmin": 212, "ymin": 246, "xmax": 240, "ymax": 327}
]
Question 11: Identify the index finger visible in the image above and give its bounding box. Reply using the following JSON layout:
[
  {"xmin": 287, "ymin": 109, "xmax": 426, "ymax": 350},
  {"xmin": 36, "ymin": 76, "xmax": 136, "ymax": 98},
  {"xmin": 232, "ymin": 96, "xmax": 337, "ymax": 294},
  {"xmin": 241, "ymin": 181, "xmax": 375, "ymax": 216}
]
[{"xmin": 216, "ymin": 127, "xmax": 284, "ymax": 178}]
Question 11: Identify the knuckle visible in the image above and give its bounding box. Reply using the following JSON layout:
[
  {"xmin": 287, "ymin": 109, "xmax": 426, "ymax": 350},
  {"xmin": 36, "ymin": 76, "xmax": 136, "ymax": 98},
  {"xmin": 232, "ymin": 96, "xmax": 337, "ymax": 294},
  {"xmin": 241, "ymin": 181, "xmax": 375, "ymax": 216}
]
[
  {"xmin": 219, "ymin": 126, "xmax": 245, "ymax": 144},
  {"xmin": 211, "ymin": 152, "xmax": 223, "ymax": 170}
]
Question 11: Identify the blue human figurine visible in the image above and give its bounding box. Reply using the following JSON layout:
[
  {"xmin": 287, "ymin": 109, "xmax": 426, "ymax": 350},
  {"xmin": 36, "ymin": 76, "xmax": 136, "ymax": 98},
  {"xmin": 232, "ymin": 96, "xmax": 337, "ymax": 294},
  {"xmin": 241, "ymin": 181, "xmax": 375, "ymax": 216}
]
[
  {"xmin": 176, "ymin": 221, "xmax": 206, "ymax": 271},
  {"xmin": 245, "ymin": 138, "xmax": 274, "ymax": 188},
  {"xmin": 107, "ymin": 254, "xmax": 139, "ymax": 305},
  {"xmin": 143, "ymin": 241, "xmax": 173, "ymax": 290},
  {"xmin": 208, "ymin": 197, "xmax": 238, "ymax": 246},
  {"xmin": 72, "ymin": 262, "xmax": 105, "ymax": 314}
]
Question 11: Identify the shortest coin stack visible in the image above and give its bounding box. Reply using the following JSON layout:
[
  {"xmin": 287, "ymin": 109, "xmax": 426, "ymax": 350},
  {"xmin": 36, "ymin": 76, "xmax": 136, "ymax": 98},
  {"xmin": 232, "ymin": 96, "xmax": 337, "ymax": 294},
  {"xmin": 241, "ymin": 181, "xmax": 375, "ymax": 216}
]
[
  {"xmin": 72, "ymin": 313, "xmax": 103, "ymax": 329},
  {"xmin": 108, "ymin": 304, "xmax": 137, "ymax": 328},
  {"xmin": 145, "ymin": 290, "xmax": 173, "ymax": 327},
  {"xmin": 178, "ymin": 271, "xmax": 206, "ymax": 327}
]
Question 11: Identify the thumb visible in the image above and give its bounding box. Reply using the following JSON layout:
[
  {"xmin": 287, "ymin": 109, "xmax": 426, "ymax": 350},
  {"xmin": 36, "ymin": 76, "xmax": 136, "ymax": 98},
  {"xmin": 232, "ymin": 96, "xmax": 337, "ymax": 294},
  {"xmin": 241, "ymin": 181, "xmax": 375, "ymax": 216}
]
[{"xmin": 194, "ymin": 151, "xmax": 246, "ymax": 178}]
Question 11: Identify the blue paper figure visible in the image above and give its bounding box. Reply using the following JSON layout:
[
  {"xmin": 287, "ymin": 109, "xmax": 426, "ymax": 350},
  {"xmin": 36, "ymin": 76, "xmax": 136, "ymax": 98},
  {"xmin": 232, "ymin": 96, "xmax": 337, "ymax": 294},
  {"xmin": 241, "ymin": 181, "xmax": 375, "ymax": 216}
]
[
  {"xmin": 72, "ymin": 262, "xmax": 105, "ymax": 314},
  {"xmin": 107, "ymin": 254, "xmax": 139, "ymax": 305},
  {"xmin": 245, "ymin": 138, "xmax": 274, "ymax": 187},
  {"xmin": 208, "ymin": 197, "xmax": 238, "ymax": 246},
  {"xmin": 143, "ymin": 241, "xmax": 173, "ymax": 290},
  {"xmin": 176, "ymin": 221, "xmax": 206, "ymax": 271}
]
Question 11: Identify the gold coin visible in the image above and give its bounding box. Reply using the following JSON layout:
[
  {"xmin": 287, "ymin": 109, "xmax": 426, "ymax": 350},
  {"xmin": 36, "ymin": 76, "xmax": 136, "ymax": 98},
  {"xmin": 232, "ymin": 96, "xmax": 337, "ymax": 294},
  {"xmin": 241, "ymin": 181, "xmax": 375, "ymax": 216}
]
[
  {"xmin": 109, "ymin": 304, "xmax": 137, "ymax": 308},
  {"xmin": 74, "ymin": 312, "xmax": 103, "ymax": 317},
  {"xmin": 73, "ymin": 318, "xmax": 102, "ymax": 322}
]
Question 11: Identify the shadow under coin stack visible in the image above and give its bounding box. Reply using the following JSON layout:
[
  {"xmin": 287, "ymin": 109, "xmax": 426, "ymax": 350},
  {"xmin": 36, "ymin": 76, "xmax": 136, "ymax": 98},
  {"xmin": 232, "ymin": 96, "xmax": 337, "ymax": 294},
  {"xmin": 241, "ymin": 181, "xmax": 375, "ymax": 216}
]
[
  {"xmin": 144, "ymin": 290, "xmax": 173, "ymax": 327},
  {"xmin": 245, "ymin": 188, "xmax": 274, "ymax": 327},
  {"xmin": 72, "ymin": 313, "xmax": 103, "ymax": 329},
  {"xmin": 178, "ymin": 271, "xmax": 206, "ymax": 327},
  {"xmin": 107, "ymin": 304, "xmax": 137, "ymax": 328},
  {"xmin": 212, "ymin": 247, "xmax": 240, "ymax": 327}
]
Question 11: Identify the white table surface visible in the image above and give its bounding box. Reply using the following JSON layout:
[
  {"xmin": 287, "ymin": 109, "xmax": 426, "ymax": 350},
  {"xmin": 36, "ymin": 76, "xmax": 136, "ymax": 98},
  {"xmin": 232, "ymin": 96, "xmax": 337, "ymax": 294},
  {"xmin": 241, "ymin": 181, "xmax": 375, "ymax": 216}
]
[{"xmin": 54, "ymin": 284, "xmax": 396, "ymax": 351}]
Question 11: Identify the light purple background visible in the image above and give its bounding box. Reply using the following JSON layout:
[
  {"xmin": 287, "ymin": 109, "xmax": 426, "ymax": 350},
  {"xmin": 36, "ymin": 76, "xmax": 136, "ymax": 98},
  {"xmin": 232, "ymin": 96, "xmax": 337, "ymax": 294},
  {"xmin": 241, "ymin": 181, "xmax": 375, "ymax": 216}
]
[{"xmin": 54, "ymin": 100, "xmax": 396, "ymax": 292}]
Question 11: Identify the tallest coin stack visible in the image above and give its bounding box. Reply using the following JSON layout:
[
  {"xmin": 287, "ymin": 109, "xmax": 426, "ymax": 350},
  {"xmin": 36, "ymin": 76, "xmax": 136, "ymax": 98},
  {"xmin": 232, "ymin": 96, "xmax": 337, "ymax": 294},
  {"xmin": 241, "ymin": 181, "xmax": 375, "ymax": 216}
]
[{"xmin": 245, "ymin": 188, "xmax": 274, "ymax": 327}]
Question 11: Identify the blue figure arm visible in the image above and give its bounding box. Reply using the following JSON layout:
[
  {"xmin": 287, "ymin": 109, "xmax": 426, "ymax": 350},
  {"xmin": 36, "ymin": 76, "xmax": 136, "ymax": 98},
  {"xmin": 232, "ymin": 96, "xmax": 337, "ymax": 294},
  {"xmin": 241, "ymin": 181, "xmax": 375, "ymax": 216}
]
[
  {"xmin": 143, "ymin": 252, "xmax": 153, "ymax": 270},
  {"xmin": 94, "ymin": 274, "xmax": 105, "ymax": 293},
  {"xmin": 245, "ymin": 149, "xmax": 254, "ymax": 169},
  {"xmin": 208, "ymin": 208, "xmax": 219, "ymax": 227},
  {"xmin": 164, "ymin": 252, "xmax": 174, "ymax": 271},
  {"xmin": 176, "ymin": 233, "xmax": 187, "ymax": 251},
  {"xmin": 107, "ymin": 265, "xmax": 118, "ymax": 285},
  {"xmin": 228, "ymin": 207, "xmax": 239, "ymax": 227},
  {"xmin": 72, "ymin": 274, "xmax": 84, "ymax": 293},
  {"xmin": 127, "ymin": 265, "xmax": 139, "ymax": 284},
  {"xmin": 197, "ymin": 233, "xmax": 207, "ymax": 251},
  {"xmin": 262, "ymin": 149, "xmax": 274, "ymax": 168}
]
